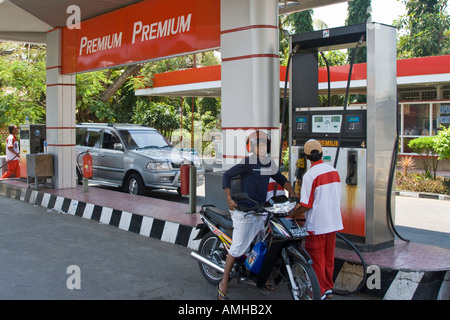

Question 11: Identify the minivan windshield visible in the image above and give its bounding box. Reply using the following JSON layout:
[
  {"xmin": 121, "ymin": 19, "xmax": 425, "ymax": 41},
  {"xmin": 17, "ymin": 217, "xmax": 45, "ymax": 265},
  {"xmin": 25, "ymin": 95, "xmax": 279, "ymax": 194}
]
[{"xmin": 119, "ymin": 129, "xmax": 171, "ymax": 150}]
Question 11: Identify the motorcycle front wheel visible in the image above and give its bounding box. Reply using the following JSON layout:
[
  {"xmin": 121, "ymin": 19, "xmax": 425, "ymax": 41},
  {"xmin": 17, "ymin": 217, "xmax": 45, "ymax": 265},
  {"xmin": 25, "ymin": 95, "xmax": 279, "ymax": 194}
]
[
  {"xmin": 197, "ymin": 232, "xmax": 227, "ymax": 285},
  {"xmin": 288, "ymin": 255, "xmax": 321, "ymax": 300}
]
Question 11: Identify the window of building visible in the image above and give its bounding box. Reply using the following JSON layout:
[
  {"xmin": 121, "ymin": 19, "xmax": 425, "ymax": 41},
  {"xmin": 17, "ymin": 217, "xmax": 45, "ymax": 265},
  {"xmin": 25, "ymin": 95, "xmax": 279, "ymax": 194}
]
[
  {"xmin": 400, "ymin": 101, "xmax": 450, "ymax": 155},
  {"xmin": 438, "ymin": 104, "xmax": 450, "ymax": 129}
]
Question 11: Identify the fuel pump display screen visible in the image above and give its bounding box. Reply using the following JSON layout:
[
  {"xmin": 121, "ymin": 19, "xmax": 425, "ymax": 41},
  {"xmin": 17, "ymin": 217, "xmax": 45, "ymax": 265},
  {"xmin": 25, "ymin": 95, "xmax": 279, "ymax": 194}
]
[
  {"xmin": 295, "ymin": 116, "xmax": 308, "ymax": 131},
  {"xmin": 20, "ymin": 130, "xmax": 30, "ymax": 140},
  {"xmin": 312, "ymin": 115, "xmax": 342, "ymax": 133},
  {"xmin": 292, "ymin": 108, "xmax": 366, "ymax": 148},
  {"xmin": 347, "ymin": 116, "xmax": 361, "ymax": 131}
]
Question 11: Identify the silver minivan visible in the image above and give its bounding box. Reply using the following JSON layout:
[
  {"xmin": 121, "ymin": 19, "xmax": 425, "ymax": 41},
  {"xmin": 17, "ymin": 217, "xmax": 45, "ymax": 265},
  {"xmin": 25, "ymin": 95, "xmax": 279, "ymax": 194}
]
[{"xmin": 75, "ymin": 123, "xmax": 204, "ymax": 195}]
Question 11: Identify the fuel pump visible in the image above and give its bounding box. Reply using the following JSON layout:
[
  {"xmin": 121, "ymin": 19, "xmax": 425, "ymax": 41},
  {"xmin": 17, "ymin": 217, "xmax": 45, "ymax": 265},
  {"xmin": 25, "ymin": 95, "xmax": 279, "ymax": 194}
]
[
  {"xmin": 288, "ymin": 23, "xmax": 398, "ymax": 251},
  {"xmin": 292, "ymin": 106, "xmax": 368, "ymax": 238},
  {"xmin": 19, "ymin": 124, "xmax": 46, "ymax": 178}
]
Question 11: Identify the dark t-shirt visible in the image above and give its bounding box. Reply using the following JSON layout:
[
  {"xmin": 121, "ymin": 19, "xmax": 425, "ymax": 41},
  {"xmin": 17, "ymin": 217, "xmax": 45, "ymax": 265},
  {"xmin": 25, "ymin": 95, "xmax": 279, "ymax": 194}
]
[{"xmin": 222, "ymin": 155, "xmax": 288, "ymax": 208}]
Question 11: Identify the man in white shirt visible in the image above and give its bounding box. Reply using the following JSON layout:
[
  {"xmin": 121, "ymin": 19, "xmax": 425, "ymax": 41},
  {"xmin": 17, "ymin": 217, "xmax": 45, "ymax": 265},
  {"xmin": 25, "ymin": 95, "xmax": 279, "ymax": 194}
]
[
  {"xmin": 290, "ymin": 139, "xmax": 343, "ymax": 300},
  {"xmin": 1, "ymin": 125, "xmax": 20, "ymax": 179}
]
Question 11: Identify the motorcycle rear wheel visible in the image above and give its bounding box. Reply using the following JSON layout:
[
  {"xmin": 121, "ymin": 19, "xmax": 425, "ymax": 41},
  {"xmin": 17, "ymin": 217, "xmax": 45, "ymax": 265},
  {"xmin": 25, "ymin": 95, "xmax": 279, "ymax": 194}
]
[
  {"xmin": 288, "ymin": 255, "xmax": 321, "ymax": 300},
  {"xmin": 198, "ymin": 232, "xmax": 227, "ymax": 285}
]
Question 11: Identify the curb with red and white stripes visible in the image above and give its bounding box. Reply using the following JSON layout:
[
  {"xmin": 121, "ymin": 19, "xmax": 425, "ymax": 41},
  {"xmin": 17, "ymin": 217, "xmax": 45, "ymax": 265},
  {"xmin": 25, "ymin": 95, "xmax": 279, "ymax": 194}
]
[
  {"xmin": 0, "ymin": 183, "xmax": 202, "ymax": 251},
  {"xmin": 333, "ymin": 259, "xmax": 449, "ymax": 300}
]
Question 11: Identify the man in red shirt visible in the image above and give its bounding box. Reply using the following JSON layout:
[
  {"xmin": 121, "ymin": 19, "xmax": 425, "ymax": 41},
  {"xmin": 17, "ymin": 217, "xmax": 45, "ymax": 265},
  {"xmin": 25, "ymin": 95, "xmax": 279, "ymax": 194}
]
[
  {"xmin": 290, "ymin": 139, "xmax": 343, "ymax": 300},
  {"xmin": 1, "ymin": 125, "xmax": 20, "ymax": 179}
]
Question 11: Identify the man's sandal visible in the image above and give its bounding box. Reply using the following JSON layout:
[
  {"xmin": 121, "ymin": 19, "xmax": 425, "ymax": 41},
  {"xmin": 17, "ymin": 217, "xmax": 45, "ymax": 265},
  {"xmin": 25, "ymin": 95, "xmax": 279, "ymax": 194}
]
[
  {"xmin": 264, "ymin": 283, "xmax": 275, "ymax": 291},
  {"xmin": 217, "ymin": 287, "xmax": 229, "ymax": 300}
]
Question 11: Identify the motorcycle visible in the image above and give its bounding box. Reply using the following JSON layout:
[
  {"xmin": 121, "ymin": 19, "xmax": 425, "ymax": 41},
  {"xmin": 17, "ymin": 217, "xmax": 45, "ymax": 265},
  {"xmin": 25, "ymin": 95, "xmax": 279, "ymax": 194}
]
[{"xmin": 190, "ymin": 193, "xmax": 321, "ymax": 300}]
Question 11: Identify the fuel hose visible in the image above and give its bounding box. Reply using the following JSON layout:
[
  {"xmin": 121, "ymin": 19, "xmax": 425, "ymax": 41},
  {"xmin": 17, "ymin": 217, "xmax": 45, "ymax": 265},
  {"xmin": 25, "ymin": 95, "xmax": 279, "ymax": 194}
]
[
  {"xmin": 0, "ymin": 153, "xmax": 19, "ymax": 170},
  {"xmin": 278, "ymin": 43, "xmax": 300, "ymax": 169},
  {"xmin": 322, "ymin": 36, "xmax": 369, "ymax": 295},
  {"xmin": 282, "ymin": 38, "xmax": 368, "ymax": 295},
  {"xmin": 386, "ymin": 96, "xmax": 410, "ymax": 242},
  {"xmin": 328, "ymin": 34, "xmax": 408, "ymax": 296}
]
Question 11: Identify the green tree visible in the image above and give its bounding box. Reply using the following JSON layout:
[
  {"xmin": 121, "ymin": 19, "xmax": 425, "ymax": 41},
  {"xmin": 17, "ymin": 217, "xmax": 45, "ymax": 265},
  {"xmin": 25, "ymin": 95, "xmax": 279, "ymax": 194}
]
[
  {"xmin": 283, "ymin": 10, "xmax": 314, "ymax": 34},
  {"xmin": 278, "ymin": 10, "xmax": 315, "ymax": 141},
  {"xmin": 0, "ymin": 42, "xmax": 46, "ymax": 127},
  {"xmin": 395, "ymin": 0, "xmax": 450, "ymax": 58},
  {"xmin": 408, "ymin": 136, "xmax": 439, "ymax": 178},
  {"xmin": 75, "ymin": 51, "xmax": 222, "ymax": 132},
  {"xmin": 0, "ymin": 43, "xmax": 218, "ymax": 148},
  {"xmin": 132, "ymin": 100, "xmax": 179, "ymax": 139},
  {"xmin": 318, "ymin": 50, "xmax": 348, "ymax": 107},
  {"xmin": 279, "ymin": 10, "xmax": 314, "ymax": 64},
  {"xmin": 127, "ymin": 52, "xmax": 221, "ymax": 139},
  {"xmin": 434, "ymin": 125, "xmax": 450, "ymax": 160},
  {"xmin": 198, "ymin": 97, "xmax": 221, "ymax": 130},
  {"xmin": 346, "ymin": 0, "xmax": 371, "ymax": 63},
  {"xmin": 345, "ymin": 0, "xmax": 372, "ymax": 104},
  {"xmin": 75, "ymin": 70, "xmax": 111, "ymax": 122}
]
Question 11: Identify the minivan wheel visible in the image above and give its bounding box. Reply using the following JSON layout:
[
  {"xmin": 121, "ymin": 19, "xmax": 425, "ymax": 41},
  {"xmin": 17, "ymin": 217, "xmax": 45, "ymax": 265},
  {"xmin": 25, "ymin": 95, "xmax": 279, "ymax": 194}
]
[{"xmin": 125, "ymin": 173, "xmax": 146, "ymax": 196}]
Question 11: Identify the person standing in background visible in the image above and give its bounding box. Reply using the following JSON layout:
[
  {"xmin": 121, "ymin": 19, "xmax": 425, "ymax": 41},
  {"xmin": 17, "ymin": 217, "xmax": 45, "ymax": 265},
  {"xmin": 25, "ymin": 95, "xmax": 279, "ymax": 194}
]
[{"xmin": 1, "ymin": 125, "xmax": 20, "ymax": 179}]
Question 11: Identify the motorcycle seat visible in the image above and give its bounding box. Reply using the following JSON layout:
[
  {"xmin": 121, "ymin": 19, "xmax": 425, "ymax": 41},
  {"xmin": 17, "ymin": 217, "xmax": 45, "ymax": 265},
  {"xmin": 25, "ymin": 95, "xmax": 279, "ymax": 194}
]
[{"xmin": 204, "ymin": 206, "xmax": 233, "ymax": 230}]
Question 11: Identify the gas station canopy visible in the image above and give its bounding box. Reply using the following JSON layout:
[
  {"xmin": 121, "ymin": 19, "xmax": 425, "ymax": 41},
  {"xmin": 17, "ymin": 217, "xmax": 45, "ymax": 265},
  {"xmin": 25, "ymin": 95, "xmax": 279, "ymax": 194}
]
[
  {"xmin": 135, "ymin": 55, "xmax": 450, "ymax": 98},
  {"xmin": 0, "ymin": 0, "xmax": 351, "ymax": 190},
  {"xmin": 0, "ymin": 0, "xmax": 348, "ymax": 44},
  {"xmin": 0, "ymin": 0, "xmax": 144, "ymax": 43}
]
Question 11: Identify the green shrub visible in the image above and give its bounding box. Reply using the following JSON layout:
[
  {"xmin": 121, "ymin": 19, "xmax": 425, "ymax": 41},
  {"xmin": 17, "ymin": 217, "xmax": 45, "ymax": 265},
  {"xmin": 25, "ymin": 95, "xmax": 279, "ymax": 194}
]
[
  {"xmin": 434, "ymin": 126, "xmax": 450, "ymax": 160},
  {"xmin": 282, "ymin": 147, "xmax": 290, "ymax": 170},
  {"xmin": 408, "ymin": 136, "xmax": 439, "ymax": 178},
  {"xmin": 395, "ymin": 172, "xmax": 450, "ymax": 195}
]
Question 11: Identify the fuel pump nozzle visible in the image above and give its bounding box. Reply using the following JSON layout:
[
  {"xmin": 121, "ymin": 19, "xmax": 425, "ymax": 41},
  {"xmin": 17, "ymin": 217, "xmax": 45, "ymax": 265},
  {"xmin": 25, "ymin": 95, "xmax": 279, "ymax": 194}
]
[
  {"xmin": 346, "ymin": 151, "xmax": 357, "ymax": 185},
  {"xmin": 294, "ymin": 150, "xmax": 306, "ymax": 194}
]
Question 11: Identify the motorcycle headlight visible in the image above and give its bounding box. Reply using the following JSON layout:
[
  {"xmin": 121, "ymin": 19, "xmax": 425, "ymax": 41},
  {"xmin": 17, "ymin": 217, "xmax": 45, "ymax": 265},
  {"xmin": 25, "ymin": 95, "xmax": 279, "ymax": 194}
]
[
  {"xmin": 147, "ymin": 161, "xmax": 170, "ymax": 170},
  {"xmin": 265, "ymin": 201, "xmax": 297, "ymax": 215}
]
